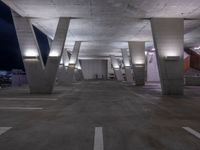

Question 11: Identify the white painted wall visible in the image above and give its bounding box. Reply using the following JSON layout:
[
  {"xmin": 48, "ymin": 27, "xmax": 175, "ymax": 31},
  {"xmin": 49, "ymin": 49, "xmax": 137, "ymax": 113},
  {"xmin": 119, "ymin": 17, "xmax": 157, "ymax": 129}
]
[
  {"xmin": 147, "ymin": 52, "xmax": 160, "ymax": 82},
  {"xmin": 81, "ymin": 60, "xmax": 107, "ymax": 79}
]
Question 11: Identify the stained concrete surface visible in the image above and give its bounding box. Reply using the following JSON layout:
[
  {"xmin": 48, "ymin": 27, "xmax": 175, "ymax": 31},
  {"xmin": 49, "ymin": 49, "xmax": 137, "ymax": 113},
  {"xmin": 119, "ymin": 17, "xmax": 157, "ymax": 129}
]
[{"xmin": 0, "ymin": 81, "xmax": 199, "ymax": 150}]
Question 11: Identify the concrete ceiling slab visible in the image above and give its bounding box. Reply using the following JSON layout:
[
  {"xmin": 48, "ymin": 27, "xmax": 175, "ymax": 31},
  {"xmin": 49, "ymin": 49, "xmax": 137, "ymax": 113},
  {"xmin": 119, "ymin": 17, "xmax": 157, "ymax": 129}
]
[{"xmin": 2, "ymin": 0, "xmax": 200, "ymax": 57}]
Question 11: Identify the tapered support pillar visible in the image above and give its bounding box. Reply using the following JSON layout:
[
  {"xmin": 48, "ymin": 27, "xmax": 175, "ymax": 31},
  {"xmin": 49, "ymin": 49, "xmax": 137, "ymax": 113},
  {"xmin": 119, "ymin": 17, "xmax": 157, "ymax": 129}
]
[
  {"xmin": 47, "ymin": 37, "xmax": 53, "ymax": 48},
  {"xmin": 74, "ymin": 60, "xmax": 84, "ymax": 81},
  {"xmin": 110, "ymin": 56, "xmax": 124, "ymax": 81},
  {"xmin": 57, "ymin": 50, "xmax": 70, "ymax": 85},
  {"xmin": 121, "ymin": 49, "xmax": 133, "ymax": 83},
  {"xmin": 128, "ymin": 42, "xmax": 145, "ymax": 85},
  {"xmin": 12, "ymin": 10, "xmax": 70, "ymax": 94},
  {"xmin": 65, "ymin": 41, "xmax": 81, "ymax": 85},
  {"xmin": 151, "ymin": 18, "xmax": 184, "ymax": 95}
]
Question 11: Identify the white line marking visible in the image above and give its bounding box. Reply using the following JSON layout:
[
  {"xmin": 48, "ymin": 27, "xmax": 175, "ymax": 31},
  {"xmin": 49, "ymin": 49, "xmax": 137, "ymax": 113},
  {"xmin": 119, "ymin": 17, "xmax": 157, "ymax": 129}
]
[
  {"xmin": 0, "ymin": 127, "xmax": 12, "ymax": 135},
  {"xmin": 94, "ymin": 127, "xmax": 104, "ymax": 150},
  {"xmin": 183, "ymin": 127, "xmax": 200, "ymax": 139},
  {"xmin": 0, "ymin": 98, "xmax": 57, "ymax": 101},
  {"xmin": 0, "ymin": 107, "xmax": 43, "ymax": 110}
]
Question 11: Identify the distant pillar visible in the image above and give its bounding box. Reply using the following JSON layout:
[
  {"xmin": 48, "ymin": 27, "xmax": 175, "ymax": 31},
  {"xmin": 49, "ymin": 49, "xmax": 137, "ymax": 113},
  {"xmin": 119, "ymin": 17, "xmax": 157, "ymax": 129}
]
[
  {"xmin": 12, "ymin": 10, "xmax": 70, "ymax": 94},
  {"xmin": 110, "ymin": 56, "xmax": 124, "ymax": 81},
  {"xmin": 75, "ymin": 60, "xmax": 84, "ymax": 81},
  {"xmin": 151, "ymin": 18, "xmax": 184, "ymax": 95},
  {"xmin": 147, "ymin": 51, "xmax": 160, "ymax": 82},
  {"xmin": 57, "ymin": 50, "xmax": 70, "ymax": 85},
  {"xmin": 121, "ymin": 49, "xmax": 133, "ymax": 83},
  {"xmin": 128, "ymin": 41, "xmax": 145, "ymax": 85},
  {"xmin": 65, "ymin": 41, "xmax": 81, "ymax": 85}
]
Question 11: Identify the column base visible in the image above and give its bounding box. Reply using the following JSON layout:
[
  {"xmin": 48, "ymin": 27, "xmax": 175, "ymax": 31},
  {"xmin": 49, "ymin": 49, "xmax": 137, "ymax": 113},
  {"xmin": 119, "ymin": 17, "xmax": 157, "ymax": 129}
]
[{"xmin": 162, "ymin": 79, "xmax": 184, "ymax": 95}]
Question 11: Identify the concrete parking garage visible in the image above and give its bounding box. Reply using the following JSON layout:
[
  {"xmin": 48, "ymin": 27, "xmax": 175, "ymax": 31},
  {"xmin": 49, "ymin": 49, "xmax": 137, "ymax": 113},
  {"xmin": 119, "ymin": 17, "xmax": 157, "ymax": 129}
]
[{"xmin": 0, "ymin": 0, "xmax": 200, "ymax": 149}]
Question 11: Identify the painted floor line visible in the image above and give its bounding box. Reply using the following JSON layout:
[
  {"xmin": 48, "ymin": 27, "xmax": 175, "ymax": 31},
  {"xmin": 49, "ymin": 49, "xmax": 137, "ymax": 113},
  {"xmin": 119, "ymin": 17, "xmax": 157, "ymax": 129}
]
[
  {"xmin": 0, "ymin": 98, "xmax": 57, "ymax": 101},
  {"xmin": 0, "ymin": 127, "xmax": 12, "ymax": 135},
  {"xmin": 182, "ymin": 127, "xmax": 200, "ymax": 139},
  {"xmin": 0, "ymin": 107, "xmax": 43, "ymax": 110},
  {"xmin": 94, "ymin": 127, "xmax": 104, "ymax": 150}
]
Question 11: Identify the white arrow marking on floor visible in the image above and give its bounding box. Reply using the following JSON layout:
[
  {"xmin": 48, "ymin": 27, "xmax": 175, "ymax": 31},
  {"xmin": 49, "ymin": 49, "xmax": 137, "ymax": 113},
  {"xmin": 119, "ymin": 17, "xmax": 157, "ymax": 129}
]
[
  {"xmin": 0, "ymin": 127, "xmax": 12, "ymax": 135},
  {"xmin": 183, "ymin": 127, "xmax": 200, "ymax": 139},
  {"xmin": 94, "ymin": 127, "xmax": 104, "ymax": 150}
]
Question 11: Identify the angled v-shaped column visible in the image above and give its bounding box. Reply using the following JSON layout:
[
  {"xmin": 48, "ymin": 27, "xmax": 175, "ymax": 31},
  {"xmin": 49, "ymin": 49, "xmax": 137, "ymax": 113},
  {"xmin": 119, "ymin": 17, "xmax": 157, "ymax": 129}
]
[
  {"xmin": 74, "ymin": 60, "xmax": 84, "ymax": 81},
  {"xmin": 65, "ymin": 41, "xmax": 81, "ymax": 85},
  {"xmin": 151, "ymin": 18, "xmax": 184, "ymax": 95},
  {"xmin": 110, "ymin": 56, "xmax": 124, "ymax": 81},
  {"xmin": 121, "ymin": 49, "xmax": 133, "ymax": 83},
  {"xmin": 57, "ymin": 50, "xmax": 70, "ymax": 85},
  {"xmin": 12, "ymin": 11, "xmax": 70, "ymax": 94},
  {"xmin": 128, "ymin": 41, "xmax": 145, "ymax": 85}
]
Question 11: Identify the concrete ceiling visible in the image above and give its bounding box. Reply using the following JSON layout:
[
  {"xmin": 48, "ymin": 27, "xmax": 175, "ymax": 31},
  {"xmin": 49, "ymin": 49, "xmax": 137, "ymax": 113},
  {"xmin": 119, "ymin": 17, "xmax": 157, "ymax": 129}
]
[{"xmin": 2, "ymin": 0, "xmax": 200, "ymax": 58}]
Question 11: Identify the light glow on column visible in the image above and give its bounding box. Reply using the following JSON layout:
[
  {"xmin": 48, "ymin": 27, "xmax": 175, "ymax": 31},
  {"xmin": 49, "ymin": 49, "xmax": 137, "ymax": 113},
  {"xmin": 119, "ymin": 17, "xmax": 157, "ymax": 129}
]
[
  {"xmin": 148, "ymin": 52, "xmax": 154, "ymax": 55},
  {"xmin": 49, "ymin": 51, "xmax": 60, "ymax": 57},
  {"xmin": 111, "ymin": 55, "xmax": 120, "ymax": 69},
  {"xmin": 76, "ymin": 64, "xmax": 81, "ymax": 70},
  {"xmin": 77, "ymin": 66, "xmax": 81, "ymax": 70},
  {"xmin": 121, "ymin": 49, "xmax": 131, "ymax": 67},
  {"xmin": 124, "ymin": 63, "xmax": 130, "ymax": 67},
  {"xmin": 60, "ymin": 58, "xmax": 64, "ymax": 64},
  {"xmin": 24, "ymin": 49, "xmax": 38, "ymax": 57},
  {"xmin": 113, "ymin": 65, "xmax": 120, "ymax": 69},
  {"xmin": 112, "ymin": 62, "xmax": 120, "ymax": 69},
  {"xmin": 64, "ymin": 61, "xmax": 69, "ymax": 67},
  {"xmin": 164, "ymin": 50, "xmax": 179, "ymax": 57},
  {"xmin": 69, "ymin": 58, "xmax": 76, "ymax": 65},
  {"xmin": 134, "ymin": 57, "xmax": 145, "ymax": 65},
  {"xmin": 123, "ymin": 58, "xmax": 131, "ymax": 67}
]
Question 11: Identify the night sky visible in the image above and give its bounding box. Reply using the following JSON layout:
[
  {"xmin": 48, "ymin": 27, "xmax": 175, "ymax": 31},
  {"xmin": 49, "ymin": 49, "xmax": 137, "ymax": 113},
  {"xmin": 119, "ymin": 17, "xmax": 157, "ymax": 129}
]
[{"xmin": 0, "ymin": 1, "xmax": 50, "ymax": 71}]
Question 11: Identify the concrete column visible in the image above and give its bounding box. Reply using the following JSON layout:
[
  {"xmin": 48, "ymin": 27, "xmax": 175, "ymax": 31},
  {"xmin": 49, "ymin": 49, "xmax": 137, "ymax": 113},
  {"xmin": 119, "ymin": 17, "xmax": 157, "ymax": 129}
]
[
  {"xmin": 147, "ymin": 51, "xmax": 160, "ymax": 82},
  {"xmin": 57, "ymin": 50, "xmax": 70, "ymax": 85},
  {"xmin": 151, "ymin": 18, "xmax": 184, "ymax": 95},
  {"xmin": 47, "ymin": 37, "xmax": 53, "ymax": 49},
  {"xmin": 110, "ymin": 55, "xmax": 124, "ymax": 81},
  {"xmin": 65, "ymin": 41, "xmax": 81, "ymax": 85},
  {"xmin": 121, "ymin": 49, "xmax": 133, "ymax": 83},
  {"xmin": 128, "ymin": 41, "xmax": 145, "ymax": 85},
  {"xmin": 12, "ymin": 10, "xmax": 70, "ymax": 93},
  {"xmin": 75, "ymin": 60, "xmax": 84, "ymax": 81}
]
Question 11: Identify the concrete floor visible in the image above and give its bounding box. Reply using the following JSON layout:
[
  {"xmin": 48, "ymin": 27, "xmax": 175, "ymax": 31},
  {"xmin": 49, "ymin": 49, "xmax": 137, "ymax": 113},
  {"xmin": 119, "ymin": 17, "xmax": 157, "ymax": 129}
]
[{"xmin": 0, "ymin": 81, "xmax": 199, "ymax": 150}]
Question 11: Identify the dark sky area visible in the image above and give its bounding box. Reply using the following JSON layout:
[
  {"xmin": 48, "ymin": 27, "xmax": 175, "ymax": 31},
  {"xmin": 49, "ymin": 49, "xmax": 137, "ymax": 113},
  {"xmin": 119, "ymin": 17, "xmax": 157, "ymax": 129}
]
[{"xmin": 0, "ymin": 1, "xmax": 50, "ymax": 71}]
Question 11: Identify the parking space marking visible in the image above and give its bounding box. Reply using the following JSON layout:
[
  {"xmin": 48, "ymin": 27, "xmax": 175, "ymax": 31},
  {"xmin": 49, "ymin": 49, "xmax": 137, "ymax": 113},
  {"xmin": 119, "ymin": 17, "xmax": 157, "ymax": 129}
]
[
  {"xmin": 183, "ymin": 127, "xmax": 200, "ymax": 139},
  {"xmin": 94, "ymin": 127, "xmax": 104, "ymax": 150},
  {"xmin": 0, "ymin": 127, "xmax": 12, "ymax": 135},
  {"xmin": 0, "ymin": 107, "xmax": 43, "ymax": 110},
  {"xmin": 0, "ymin": 98, "xmax": 57, "ymax": 101}
]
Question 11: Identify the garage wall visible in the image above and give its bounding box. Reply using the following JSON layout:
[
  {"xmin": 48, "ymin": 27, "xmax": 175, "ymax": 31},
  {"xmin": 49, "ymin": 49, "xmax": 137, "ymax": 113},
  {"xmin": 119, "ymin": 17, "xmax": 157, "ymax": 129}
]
[{"xmin": 81, "ymin": 60, "xmax": 107, "ymax": 79}]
